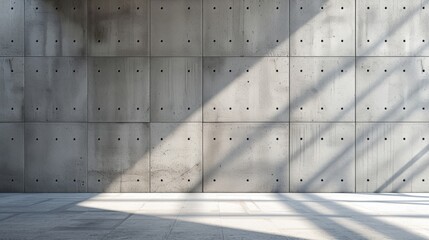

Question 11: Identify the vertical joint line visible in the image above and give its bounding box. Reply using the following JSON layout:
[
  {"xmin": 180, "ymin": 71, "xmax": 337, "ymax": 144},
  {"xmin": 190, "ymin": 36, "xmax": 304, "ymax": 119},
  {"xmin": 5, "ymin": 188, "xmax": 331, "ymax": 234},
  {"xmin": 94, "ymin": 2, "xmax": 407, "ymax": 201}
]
[
  {"xmin": 354, "ymin": 0, "xmax": 357, "ymax": 193},
  {"xmin": 149, "ymin": 0, "xmax": 152, "ymax": 193},
  {"xmin": 23, "ymin": 0, "xmax": 26, "ymax": 193},
  {"xmin": 288, "ymin": 0, "xmax": 291, "ymax": 193},
  {"xmin": 201, "ymin": 0, "xmax": 204, "ymax": 193}
]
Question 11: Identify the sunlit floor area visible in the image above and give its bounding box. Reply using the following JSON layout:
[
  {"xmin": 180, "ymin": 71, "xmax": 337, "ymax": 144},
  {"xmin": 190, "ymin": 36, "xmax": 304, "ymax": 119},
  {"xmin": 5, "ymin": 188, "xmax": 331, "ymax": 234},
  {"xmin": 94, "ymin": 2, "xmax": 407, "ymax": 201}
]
[{"xmin": 0, "ymin": 193, "xmax": 429, "ymax": 240}]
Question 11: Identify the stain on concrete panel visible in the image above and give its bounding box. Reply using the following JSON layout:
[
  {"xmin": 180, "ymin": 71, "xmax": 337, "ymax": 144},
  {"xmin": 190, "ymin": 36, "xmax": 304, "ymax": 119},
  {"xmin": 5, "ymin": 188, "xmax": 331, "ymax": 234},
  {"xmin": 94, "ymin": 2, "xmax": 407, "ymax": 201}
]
[
  {"xmin": 88, "ymin": 0, "xmax": 149, "ymax": 56},
  {"xmin": 25, "ymin": 123, "xmax": 87, "ymax": 192},
  {"xmin": 25, "ymin": 0, "xmax": 87, "ymax": 56},
  {"xmin": 0, "ymin": 123, "xmax": 24, "ymax": 192},
  {"xmin": 88, "ymin": 123, "xmax": 150, "ymax": 192},
  {"xmin": 0, "ymin": 57, "xmax": 24, "ymax": 122},
  {"xmin": 0, "ymin": 0, "xmax": 24, "ymax": 56}
]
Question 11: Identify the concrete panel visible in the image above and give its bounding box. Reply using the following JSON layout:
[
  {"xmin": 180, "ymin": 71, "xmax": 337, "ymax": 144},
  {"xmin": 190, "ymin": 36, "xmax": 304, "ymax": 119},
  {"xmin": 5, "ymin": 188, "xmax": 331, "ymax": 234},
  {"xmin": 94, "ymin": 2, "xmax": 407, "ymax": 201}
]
[
  {"xmin": 88, "ymin": 123, "xmax": 150, "ymax": 193},
  {"xmin": 203, "ymin": 0, "xmax": 289, "ymax": 56},
  {"xmin": 290, "ymin": 123, "xmax": 355, "ymax": 193},
  {"xmin": 151, "ymin": 0, "xmax": 202, "ymax": 56},
  {"xmin": 150, "ymin": 57, "xmax": 202, "ymax": 122},
  {"xmin": 0, "ymin": 0, "xmax": 24, "ymax": 56},
  {"xmin": 88, "ymin": 57, "xmax": 150, "ymax": 122},
  {"xmin": 357, "ymin": 123, "xmax": 429, "ymax": 193},
  {"xmin": 290, "ymin": 0, "xmax": 355, "ymax": 56},
  {"xmin": 24, "ymin": 123, "xmax": 87, "ymax": 192},
  {"xmin": 150, "ymin": 123, "xmax": 202, "ymax": 192},
  {"xmin": 0, "ymin": 123, "xmax": 24, "ymax": 192},
  {"xmin": 290, "ymin": 57, "xmax": 355, "ymax": 122},
  {"xmin": 24, "ymin": 57, "xmax": 87, "ymax": 122},
  {"xmin": 203, "ymin": 57, "xmax": 289, "ymax": 122},
  {"xmin": 0, "ymin": 58, "xmax": 24, "ymax": 122},
  {"xmin": 357, "ymin": 1, "xmax": 429, "ymax": 56},
  {"xmin": 203, "ymin": 123, "xmax": 289, "ymax": 192},
  {"xmin": 88, "ymin": 0, "xmax": 149, "ymax": 56},
  {"xmin": 356, "ymin": 57, "xmax": 429, "ymax": 122},
  {"xmin": 25, "ymin": 0, "xmax": 87, "ymax": 56}
]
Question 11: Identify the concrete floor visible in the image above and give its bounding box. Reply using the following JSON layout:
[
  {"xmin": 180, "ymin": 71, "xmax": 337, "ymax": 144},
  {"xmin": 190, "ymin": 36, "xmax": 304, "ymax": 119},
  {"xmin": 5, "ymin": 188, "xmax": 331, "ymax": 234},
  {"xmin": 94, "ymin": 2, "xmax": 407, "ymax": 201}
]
[{"xmin": 0, "ymin": 193, "xmax": 429, "ymax": 240}]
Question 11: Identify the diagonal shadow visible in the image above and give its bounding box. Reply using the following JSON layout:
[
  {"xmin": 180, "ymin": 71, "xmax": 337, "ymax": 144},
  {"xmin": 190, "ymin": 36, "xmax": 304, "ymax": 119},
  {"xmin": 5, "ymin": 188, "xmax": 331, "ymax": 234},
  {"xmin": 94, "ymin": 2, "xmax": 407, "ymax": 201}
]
[
  {"xmin": 93, "ymin": 0, "xmax": 327, "ymax": 193},
  {"xmin": 2, "ymin": 193, "xmax": 429, "ymax": 239},
  {"xmin": 288, "ymin": 193, "xmax": 428, "ymax": 240},
  {"xmin": 17, "ymin": 0, "xmax": 429, "ymax": 195},
  {"xmin": 196, "ymin": 0, "xmax": 429, "ymax": 193},
  {"xmin": 387, "ymin": 145, "xmax": 429, "ymax": 192},
  {"xmin": 0, "ymin": 193, "xmax": 308, "ymax": 239},
  {"xmin": 300, "ymin": 70, "xmax": 429, "ymax": 191}
]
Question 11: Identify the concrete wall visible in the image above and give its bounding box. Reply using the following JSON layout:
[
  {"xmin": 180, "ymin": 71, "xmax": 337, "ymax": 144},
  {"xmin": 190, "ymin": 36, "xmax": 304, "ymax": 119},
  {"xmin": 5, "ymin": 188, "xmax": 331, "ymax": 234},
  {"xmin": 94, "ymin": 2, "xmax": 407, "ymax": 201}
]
[{"xmin": 0, "ymin": 0, "xmax": 428, "ymax": 193}]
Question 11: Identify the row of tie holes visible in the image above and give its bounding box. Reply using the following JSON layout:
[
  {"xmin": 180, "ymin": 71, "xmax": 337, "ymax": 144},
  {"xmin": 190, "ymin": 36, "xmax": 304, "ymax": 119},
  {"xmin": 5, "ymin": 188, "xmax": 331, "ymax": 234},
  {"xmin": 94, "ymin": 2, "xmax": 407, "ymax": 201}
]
[
  {"xmin": 27, "ymin": 5, "xmax": 428, "ymax": 12},
  {"xmin": 17, "ymin": 68, "xmax": 428, "ymax": 112},
  {"xmin": 10, "ymin": 3, "xmax": 427, "ymax": 46},
  {"xmin": 10, "ymin": 177, "xmax": 425, "ymax": 183},
  {"xmin": 17, "ymin": 5, "xmax": 427, "ymax": 46},
  {"xmin": 17, "ymin": 106, "xmax": 428, "ymax": 112},
  {"xmin": 160, "ymin": 39, "xmax": 281, "ymax": 43},
  {"xmin": 20, "ymin": 67, "xmax": 429, "ymax": 112},
  {"xmin": 366, "ymin": 107, "xmax": 426, "ymax": 111},
  {"xmin": 11, "ymin": 179, "xmax": 81, "ymax": 183},
  {"xmin": 14, "ymin": 136, "xmax": 425, "ymax": 142},
  {"xmin": 12, "ymin": 5, "xmax": 429, "ymax": 11},
  {"xmin": 29, "ymin": 179, "xmax": 138, "ymax": 183},
  {"xmin": 25, "ymin": 7, "xmax": 425, "ymax": 10},
  {"xmin": 298, "ymin": 178, "xmax": 425, "ymax": 182},
  {"xmin": 367, "ymin": 39, "xmax": 426, "ymax": 43},
  {"xmin": 24, "ymin": 39, "xmax": 429, "ymax": 44},
  {"xmin": 11, "ymin": 136, "xmax": 425, "ymax": 142},
  {"xmin": 17, "ymin": 39, "xmax": 142, "ymax": 43},
  {"xmin": 10, "ymin": 178, "xmax": 426, "ymax": 183},
  {"xmin": 367, "ymin": 6, "xmax": 426, "ymax": 10},
  {"xmin": 21, "ymin": 39, "xmax": 429, "ymax": 44},
  {"xmin": 31, "ymin": 106, "xmax": 416, "ymax": 112},
  {"xmin": 25, "ymin": 5, "xmax": 283, "ymax": 13},
  {"xmin": 25, "ymin": 68, "xmax": 428, "ymax": 73}
]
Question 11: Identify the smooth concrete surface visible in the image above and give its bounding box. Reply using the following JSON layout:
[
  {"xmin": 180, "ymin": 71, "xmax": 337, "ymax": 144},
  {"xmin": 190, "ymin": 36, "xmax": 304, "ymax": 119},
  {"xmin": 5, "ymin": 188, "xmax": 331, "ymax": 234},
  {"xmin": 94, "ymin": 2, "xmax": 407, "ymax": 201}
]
[
  {"xmin": 203, "ymin": 57, "xmax": 289, "ymax": 122},
  {"xmin": 24, "ymin": 57, "xmax": 87, "ymax": 122},
  {"xmin": 203, "ymin": 123, "xmax": 289, "ymax": 192},
  {"xmin": 87, "ymin": 57, "xmax": 150, "ymax": 123},
  {"xmin": 203, "ymin": 0, "xmax": 289, "ymax": 56},
  {"xmin": 1, "ymin": 193, "xmax": 429, "ymax": 239},
  {"xmin": 290, "ymin": 123, "xmax": 355, "ymax": 193}
]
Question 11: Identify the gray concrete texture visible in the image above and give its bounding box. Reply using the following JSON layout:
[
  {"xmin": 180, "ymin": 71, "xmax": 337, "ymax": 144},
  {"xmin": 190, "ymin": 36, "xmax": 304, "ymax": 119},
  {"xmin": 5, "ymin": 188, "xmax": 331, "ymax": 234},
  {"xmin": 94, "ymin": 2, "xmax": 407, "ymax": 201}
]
[
  {"xmin": 0, "ymin": 0, "xmax": 428, "ymax": 193},
  {"xmin": 1, "ymin": 193, "xmax": 429, "ymax": 240}
]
